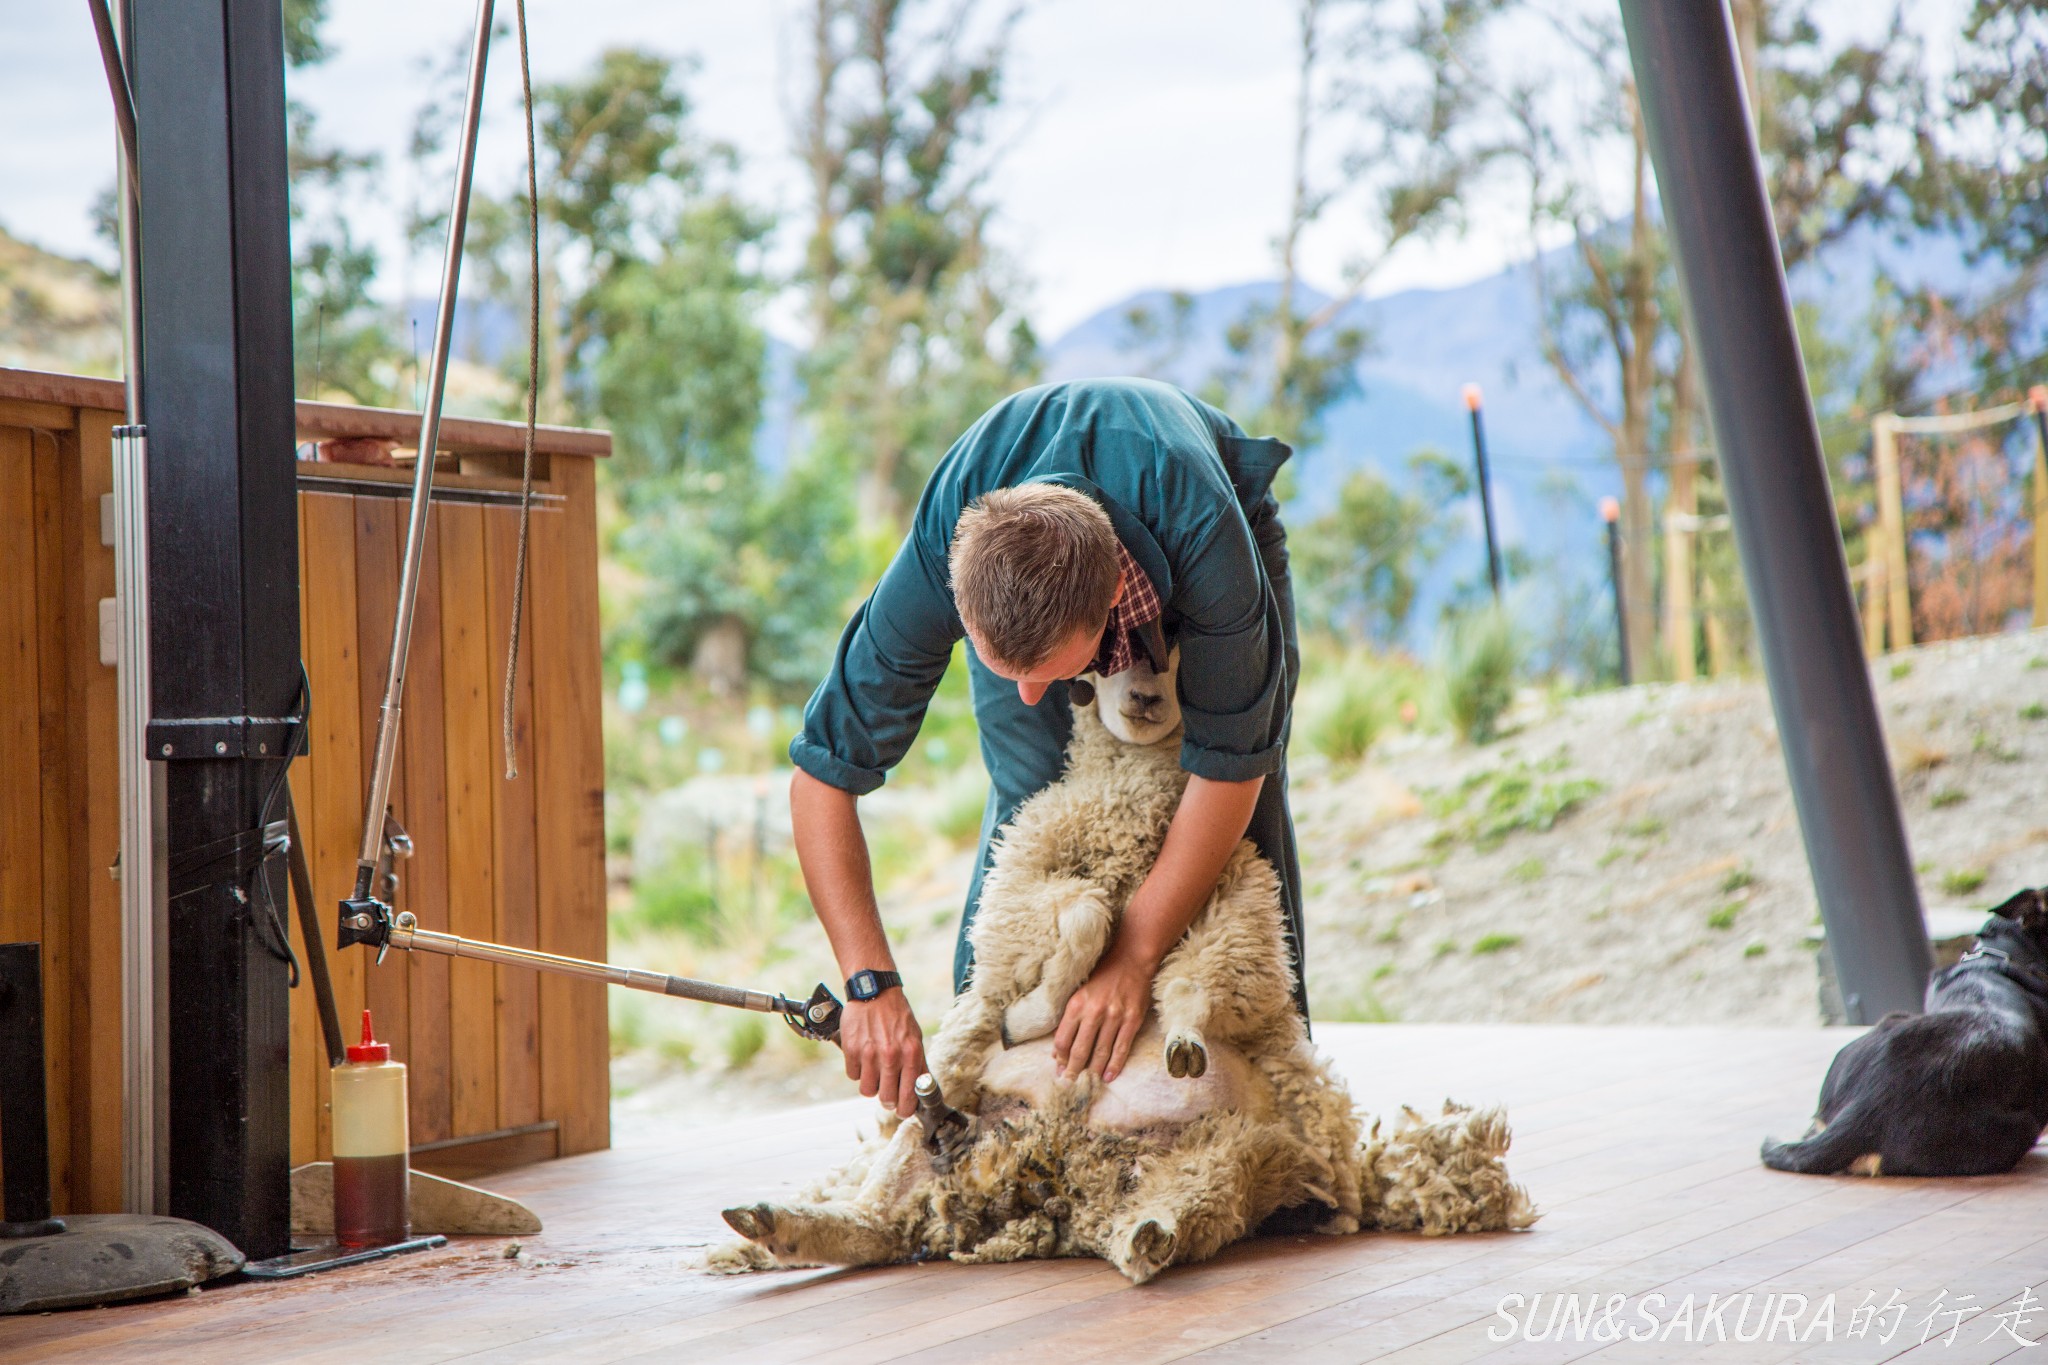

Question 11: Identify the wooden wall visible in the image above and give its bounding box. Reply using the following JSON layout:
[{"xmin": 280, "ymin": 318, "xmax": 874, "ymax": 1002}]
[{"xmin": 0, "ymin": 368, "xmax": 609, "ymax": 1213}]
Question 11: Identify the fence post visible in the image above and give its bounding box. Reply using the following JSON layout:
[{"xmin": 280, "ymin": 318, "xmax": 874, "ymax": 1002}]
[
  {"xmin": 1872, "ymin": 414, "xmax": 1911, "ymax": 651},
  {"xmin": 2030, "ymin": 387, "xmax": 2048, "ymax": 631}
]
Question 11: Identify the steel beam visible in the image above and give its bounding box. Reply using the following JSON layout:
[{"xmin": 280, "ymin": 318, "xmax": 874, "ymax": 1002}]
[
  {"xmin": 1620, "ymin": 0, "xmax": 1930, "ymax": 1021},
  {"xmin": 131, "ymin": 0, "xmax": 299, "ymax": 1257}
]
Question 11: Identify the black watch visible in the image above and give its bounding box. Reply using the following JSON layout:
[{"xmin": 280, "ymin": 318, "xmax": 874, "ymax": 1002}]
[{"xmin": 846, "ymin": 969, "xmax": 903, "ymax": 1001}]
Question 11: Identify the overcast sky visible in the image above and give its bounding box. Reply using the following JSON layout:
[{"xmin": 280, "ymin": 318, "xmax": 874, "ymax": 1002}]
[
  {"xmin": 3, "ymin": 0, "xmax": 1565, "ymax": 341},
  {"xmin": 4, "ymin": 1, "xmax": 1939, "ymax": 341}
]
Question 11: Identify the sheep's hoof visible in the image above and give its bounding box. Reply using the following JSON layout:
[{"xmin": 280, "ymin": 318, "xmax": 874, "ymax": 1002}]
[
  {"xmin": 722, "ymin": 1204, "xmax": 777, "ymax": 1242},
  {"xmin": 1165, "ymin": 1035, "xmax": 1207, "ymax": 1079},
  {"xmin": 1121, "ymin": 1218, "xmax": 1177, "ymax": 1283}
]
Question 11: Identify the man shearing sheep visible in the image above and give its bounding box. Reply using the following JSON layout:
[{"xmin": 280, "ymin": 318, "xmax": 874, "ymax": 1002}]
[{"xmin": 789, "ymin": 377, "xmax": 1304, "ymax": 1117}]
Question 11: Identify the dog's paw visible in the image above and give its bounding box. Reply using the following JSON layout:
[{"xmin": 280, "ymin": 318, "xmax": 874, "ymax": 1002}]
[{"xmin": 1164, "ymin": 1033, "xmax": 1208, "ymax": 1079}]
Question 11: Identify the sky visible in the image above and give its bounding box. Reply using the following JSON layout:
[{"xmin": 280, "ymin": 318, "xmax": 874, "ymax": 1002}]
[{"xmin": 3, "ymin": 0, "xmax": 1548, "ymax": 342}]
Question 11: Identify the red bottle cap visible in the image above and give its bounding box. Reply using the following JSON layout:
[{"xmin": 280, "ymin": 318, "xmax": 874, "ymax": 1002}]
[{"xmin": 347, "ymin": 1009, "xmax": 391, "ymax": 1063}]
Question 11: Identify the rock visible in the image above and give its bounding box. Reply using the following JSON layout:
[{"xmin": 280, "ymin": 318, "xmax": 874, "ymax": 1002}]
[
  {"xmin": 290, "ymin": 1164, "xmax": 542, "ymax": 1237},
  {"xmin": 0, "ymin": 1215, "xmax": 244, "ymax": 1314}
]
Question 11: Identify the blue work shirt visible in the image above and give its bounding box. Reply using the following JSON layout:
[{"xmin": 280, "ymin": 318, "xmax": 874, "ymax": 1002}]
[{"xmin": 790, "ymin": 378, "xmax": 1294, "ymax": 794}]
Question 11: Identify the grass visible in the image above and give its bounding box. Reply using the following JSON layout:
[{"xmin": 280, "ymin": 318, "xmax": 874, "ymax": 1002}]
[
  {"xmin": 1471, "ymin": 932, "xmax": 1522, "ymax": 955},
  {"xmin": 1889, "ymin": 660, "xmax": 1913, "ymax": 680},
  {"xmin": 2022, "ymin": 702, "xmax": 2047, "ymax": 722},
  {"xmin": 1744, "ymin": 941, "xmax": 1768, "ymax": 959},
  {"xmin": 1440, "ymin": 605, "xmax": 1522, "ymax": 744},
  {"xmin": 1508, "ymin": 857, "xmax": 1546, "ymax": 884},
  {"xmin": 1930, "ymin": 786, "xmax": 1968, "ymax": 809},
  {"xmin": 1374, "ymin": 916, "xmax": 1404, "ymax": 945},
  {"xmin": 1707, "ymin": 903, "xmax": 1741, "ymax": 931},
  {"xmin": 1719, "ymin": 864, "xmax": 1756, "ymax": 895},
  {"xmin": 1322, "ymin": 985, "xmax": 1397, "ymax": 1023},
  {"xmin": 1597, "ymin": 846, "xmax": 1626, "ymax": 869},
  {"xmin": 1434, "ymin": 938, "xmax": 1460, "ymax": 958},
  {"xmin": 1621, "ymin": 815, "xmax": 1667, "ymax": 839},
  {"xmin": 1298, "ymin": 666, "xmax": 1391, "ymax": 765},
  {"xmin": 1941, "ymin": 867, "xmax": 1989, "ymax": 897},
  {"xmin": 1371, "ymin": 962, "xmax": 1396, "ymax": 981},
  {"xmin": 722, "ymin": 1015, "xmax": 769, "ymax": 1070},
  {"xmin": 1973, "ymin": 731, "xmax": 2020, "ymax": 763}
]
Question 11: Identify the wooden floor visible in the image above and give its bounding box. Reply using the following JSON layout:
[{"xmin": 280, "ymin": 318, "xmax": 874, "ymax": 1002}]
[{"xmin": 11, "ymin": 1024, "xmax": 2048, "ymax": 1363}]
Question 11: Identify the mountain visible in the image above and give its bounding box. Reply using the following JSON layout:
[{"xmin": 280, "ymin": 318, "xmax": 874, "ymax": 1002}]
[{"xmin": 1041, "ymin": 220, "xmax": 2025, "ymax": 653}]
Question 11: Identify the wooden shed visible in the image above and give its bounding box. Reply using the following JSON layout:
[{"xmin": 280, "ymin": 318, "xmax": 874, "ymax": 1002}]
[{"xmin": 0, "ymin": 366, "xmax": 611, "ymax": 1215}]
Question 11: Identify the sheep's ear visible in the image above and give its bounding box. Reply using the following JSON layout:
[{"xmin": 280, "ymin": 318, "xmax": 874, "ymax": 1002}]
[{"xmin": 1069, "ymin": 677, "xmax": 1096, "ymax": 707}]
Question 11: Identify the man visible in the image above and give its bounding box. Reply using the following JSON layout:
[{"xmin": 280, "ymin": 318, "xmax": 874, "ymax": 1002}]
[{"xmin": 790, "ymin": 377, "xmax": 1303, "ymax": 1118}]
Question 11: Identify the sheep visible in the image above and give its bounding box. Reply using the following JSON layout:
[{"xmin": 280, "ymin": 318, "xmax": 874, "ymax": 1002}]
[{"xmin": 716, "ymin": 651, "xmax": 1536, "ymax": 1283}]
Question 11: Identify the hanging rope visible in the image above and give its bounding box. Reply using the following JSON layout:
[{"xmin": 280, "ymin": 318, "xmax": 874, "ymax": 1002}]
[{"xmin": 503, "ymin": 0, "xmax": 540, "ymax": 780}]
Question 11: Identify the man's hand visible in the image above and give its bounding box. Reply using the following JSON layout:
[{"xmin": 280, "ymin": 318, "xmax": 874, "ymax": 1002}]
[
  {"xmin": 1053, "ymin": 947, "xmax": 1153, "ymax": 1083},
  {"xmin": 840, "ymin": 989, "xmax": 927, "ymax": 1118}
]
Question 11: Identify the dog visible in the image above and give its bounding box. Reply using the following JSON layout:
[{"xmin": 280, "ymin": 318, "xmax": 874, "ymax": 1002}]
[{"xmin": 1761, "ymin": 887, "xmax": 2048, "ymax": 1177}]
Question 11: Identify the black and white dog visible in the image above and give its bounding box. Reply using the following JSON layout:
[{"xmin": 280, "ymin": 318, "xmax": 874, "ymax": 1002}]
[{"xmin": 1762, "ymin": 888, "xmax": 2048, "ymax": 1178}]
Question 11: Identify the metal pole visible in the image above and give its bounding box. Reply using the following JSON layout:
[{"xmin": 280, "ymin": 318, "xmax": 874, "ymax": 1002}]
[
  {"xmin": 1462, "ymin": 383, "xmax": 1503, "ymax": 600},
  {"xmin": 1601, "ymin": 496, "xmax": 1630, "ymax": 685},
  {"xmin": 353, "ymin": 0, "xmax": 496, "ymax": 902},
  {"xmin": 108, "ymin": 0, "xmax": 168, "ymax": 1218},
  {"xmin": 1621, "ymin": 0, "xmax": 1930, "ymax": 1022}
]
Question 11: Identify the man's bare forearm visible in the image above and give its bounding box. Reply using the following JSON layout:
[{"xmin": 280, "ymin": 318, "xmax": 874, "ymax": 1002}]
[
  {"xmin": 789, "ymin": 768, "xmax": 895, "ymax": 978},
  {"xmin": 1112, "ymin": 773, "xmax": 1264, "ymax": 970},
  {"xmin": 790, "ymin": 767, "xmax": 927, "ymax": 1116}
]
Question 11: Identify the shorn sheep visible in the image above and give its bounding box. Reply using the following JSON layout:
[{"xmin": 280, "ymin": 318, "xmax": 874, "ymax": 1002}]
[{"xmin": 716, "ymin": 651, "xmax": 1536, "ymax": 1283}]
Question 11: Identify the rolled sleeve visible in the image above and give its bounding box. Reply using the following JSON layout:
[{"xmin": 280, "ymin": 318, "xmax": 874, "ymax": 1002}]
[
  {"xmin": 1172, "ymin": 513, "xmax": 1290, "ymax": 783},
  {"xmin": 790, "ymin": 539, "xmax": 960, "ymax": 795}
]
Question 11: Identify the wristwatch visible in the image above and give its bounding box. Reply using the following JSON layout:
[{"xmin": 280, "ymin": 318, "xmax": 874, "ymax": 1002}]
[{"xmin": 846, "ymin": 969, "xmax": 903, "ymax": 1001}]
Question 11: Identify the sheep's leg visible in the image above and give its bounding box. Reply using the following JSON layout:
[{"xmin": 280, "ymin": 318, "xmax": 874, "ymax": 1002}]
[
  {"xmin": 720, "ymin": 1200, "xmax": 913, "ymax": 1267},
  {"xmin": 1000, "ymin": 883, "xmax": 1115, "ymax": 1045},
  {"xmin": 1153, "ymin": 849, "xmax": 1298, "ymax": 1080},
  {"xmin": 1104, "ymin": 1125, "xmax": 1306, "ymax": 1283},
  {"xmin": 721, "ymin": 1120, "xmax": 929, "ymax": 1267}
]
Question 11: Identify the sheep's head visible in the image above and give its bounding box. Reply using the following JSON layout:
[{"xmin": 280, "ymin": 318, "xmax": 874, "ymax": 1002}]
[{"xmin": 1076, "ymin": 648, "xmax": 1182, "ymax": 745}]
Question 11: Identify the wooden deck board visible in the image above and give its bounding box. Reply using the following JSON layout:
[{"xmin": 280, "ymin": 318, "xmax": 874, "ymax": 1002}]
[{"xmin": 11, "ymin": 1024, "xmax": 2048, "ymax": 1363}]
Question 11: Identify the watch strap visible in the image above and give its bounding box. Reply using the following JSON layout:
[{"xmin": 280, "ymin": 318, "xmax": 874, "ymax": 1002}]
[{"xmin": 846, "ymin": 969, "xmax": 903, "ymax": 1001}]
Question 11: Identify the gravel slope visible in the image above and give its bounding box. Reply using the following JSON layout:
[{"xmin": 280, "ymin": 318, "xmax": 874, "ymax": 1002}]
[{"xmin": 1292, "ymin": 627, "xmax": 2048, "ymax": 1026}]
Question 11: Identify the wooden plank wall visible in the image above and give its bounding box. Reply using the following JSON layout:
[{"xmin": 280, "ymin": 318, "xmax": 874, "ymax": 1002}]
[{"xmin": 0, "ymin": 376, "xmax": 609, "ymax": 1213}]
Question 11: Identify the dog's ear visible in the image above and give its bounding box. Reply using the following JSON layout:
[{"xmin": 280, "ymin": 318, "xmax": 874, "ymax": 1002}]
[{"xmin": 1987, "ymin": 887, "xmax": 2048, "ymax": 934}]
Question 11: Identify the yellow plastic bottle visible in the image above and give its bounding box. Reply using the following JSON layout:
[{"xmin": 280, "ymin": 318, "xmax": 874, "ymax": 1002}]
[{"xmin": 332, "ymin": 1009, "xmax": 409, "ymax": 1247}]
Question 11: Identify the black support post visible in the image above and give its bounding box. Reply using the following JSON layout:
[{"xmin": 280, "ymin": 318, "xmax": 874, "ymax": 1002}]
[
  {"xmin": 0, "ymin": 944, "xmax": 61, "ymax": 1237},
  {"xmin": 131, "ymin": 0, "xmax": 300, "ymax": 1257},
  {"xmin": 1620, "ymin": 1, "xmax": 1930, "ymax": 1022}
]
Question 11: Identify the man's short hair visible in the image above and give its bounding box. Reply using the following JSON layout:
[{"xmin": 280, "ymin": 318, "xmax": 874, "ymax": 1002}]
[{"xmin": 949, "ymin": 484, "xmax": 1120, "ymax": 671}]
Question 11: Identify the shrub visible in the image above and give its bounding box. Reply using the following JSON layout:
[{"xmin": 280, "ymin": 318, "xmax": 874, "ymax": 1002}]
[
  {"xmin": 1941, "ymin": 868, "xmax": 1989, "ymax": 897},
  {"xmin": 623, "ymin": 847, "xmax": 722, "ymax": 942},
  {"xmin": 1441, "ymin": 605, "xmax": 1521, "ymax": 743},
  {"xmin": 1300, "ymin": 669, "xmax": 1390, "ymax": 765}
]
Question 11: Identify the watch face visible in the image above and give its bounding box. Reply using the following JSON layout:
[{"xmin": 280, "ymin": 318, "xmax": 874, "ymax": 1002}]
[{"xmin": 851, "ymin": 970, "xmax": 877, "ymax": 1000}]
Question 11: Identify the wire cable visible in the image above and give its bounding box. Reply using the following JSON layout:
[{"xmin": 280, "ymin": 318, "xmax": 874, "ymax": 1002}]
[{"xmin": 502, "ymin": 0, "xmax": 539, "ymax": 780}]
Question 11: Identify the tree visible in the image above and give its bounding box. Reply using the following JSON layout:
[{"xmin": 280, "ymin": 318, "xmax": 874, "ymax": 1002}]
[
  {"xmin": 1424, "ymin": 0, "xmax": 1941, "ymax": 681},
  {"xmin": 1290, "ymin": 451, "xmax": 1468, "ymax": 646},
  {"xmin": 797, "ymin": 0, "xmax": 1039, "ymax": 535},
  {"xmin": 284, "ymin": 0, "xmax": 401, "ymax": 403},
  {"xmin": 1201, "ymin": 0, "xmax": 1503, "ymax": 455}
]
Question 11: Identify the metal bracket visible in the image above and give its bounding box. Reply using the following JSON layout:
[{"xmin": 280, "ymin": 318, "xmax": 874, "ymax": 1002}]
[
  {"xmin": 146, "ymin": 716, "xmax": 308, "ymax": 760},
  {"xmin": 373, "ymin": 810, "xmax": 413, "ymax": 903}
]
